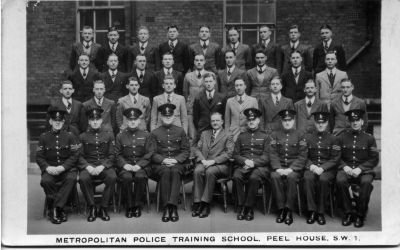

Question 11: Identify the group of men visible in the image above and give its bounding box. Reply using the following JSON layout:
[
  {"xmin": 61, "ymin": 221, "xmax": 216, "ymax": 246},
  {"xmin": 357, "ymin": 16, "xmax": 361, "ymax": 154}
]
[{"xmin": 36, "ymin": 23, "xmax": 379, "ymax": 228}]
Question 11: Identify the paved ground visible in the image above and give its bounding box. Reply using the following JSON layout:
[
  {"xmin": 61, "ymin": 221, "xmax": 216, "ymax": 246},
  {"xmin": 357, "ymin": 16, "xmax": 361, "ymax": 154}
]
[{"xmin": 27, "ymin": 164, "xmax": 381, "ymax": 235}]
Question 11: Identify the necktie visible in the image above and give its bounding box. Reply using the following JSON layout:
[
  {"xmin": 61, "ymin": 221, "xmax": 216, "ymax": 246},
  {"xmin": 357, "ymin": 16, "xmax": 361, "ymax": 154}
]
[
  {"xmin": 167, "ymin": 69, "xmax": 171, "ymax": 76},
  {"xmin": 139, "ymin": 72, "xmax": 144, "ymax": 82},
  {"xmin": 211, "ymin": 130, "xmax": 216, "ymax": 144},
  {"xmin": 328, "ymin": 70, "xmax": 335, "ymax": 86},
  {"xmin": 197, "ymin": 72, "xmax": 202, "ymax": 79},
  {"xmin": 140, "ymin": 45, "xmax": 145, "ymax": 52},
  {"xmin": 111, "ymin": 43, "xmax": 115, "ymax": 52},
  {"xmin": 227, "ymin": 68, "xmax": 231, "ymax": 77},
  {"xmin": 133, "ymin": 95, "xmax": 137, "ymax": 104},
  {"xmin": 169, "ymin": 41, "xmax": 174, "ymax": 51},
  {"xmin": 258, "ymin": 67, "xmax": 263, "ymax": 74},
  {"xmin": 208, "ymin": 91, "xmax": 212, "ymax": 103},
  {"xmin": 82, "ymin": 68, "xmax": 87, "ymax": 78},
  {"xmin": 202, "ymin": 42, "xmax": 207, "ymax": 50},
  {"xmin": 111, "ymin": 70, "xmax": 116, "ymax": 79},
  {"xmin": 307, "ymin": 100, "xmax": 312, "ymax": 107},
  {"xmin": 324, "ymin": 41, "xmax": 329, "ymax": 52},
  {"xmin": 167, "ymin": 94, "xmax": 171, "ymax": 103},
  {"xmin": 238, "ymin": 95, "xmax": 243, "ymax": 104},
  {"xmin": 291, "ymin": 43, "xmax": 296, "ymax": 51},
  {"xmin": 66, "ymin": 101, "xmax": 72, "ymax": 112},
  {"xmin": 232, "ymin": 45, "xmax": 236, "ymax": 54},
  {"xmin": 294, "ymin": 67, "xmax": 299, "ymax": 77},
  {"xmin": 96, "ymin": 98, "xmax": 102, "ymax": 107},
  {"xmin": 275, "ymin": 96, "xmax": 279, "ymax": 106},
  {"xmin": 344, "ymin": 96, "xmax": 349, "ymax": 105},
  {"xmin": 84, "ymin": 42, "xmax": 90, "ymax": 49}
]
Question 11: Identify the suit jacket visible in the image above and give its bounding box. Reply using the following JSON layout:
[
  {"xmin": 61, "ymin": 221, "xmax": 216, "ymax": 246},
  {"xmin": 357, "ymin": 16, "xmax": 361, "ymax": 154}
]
[
  {"xmin": 217, "ymin": 67, "xmax": 249, "ymax": 98},
  {"xmin": 81, "ymin": 97, "xmax": 116, "ymax": 133},
  {"xmin": 221, "ymin": 43, "xmax": 252, "ymax": 70},
  {"xmin": 152, "ymin": 69, "xmax": 184, "ymax": 97},
  {"xmin": 182, "ymin": 70, "xmax": 212, "ymax": 114},
  {"xmin": 116, "ymin": 94, "xmax": 151, "ymax": 131},
  {"xmin": 48, "ymin": 98, "xmax": 83, "ymax": 136},
  {"xmin": 225, "ymin": 94, "xmax": 258, "ymax": 141},
  {"xmin": 247, "ymin": 66, "xmax": 279, "ymax": 100},
  {"xmin": 129, "ymin": 43, "xmax": 160, "ymax": 72},
  {"xmin": 259, "ymin": 95, "xmax": 294, "ymax": 132},
  {"xmin": 313, "ymin": 40, "xmax": 346, "ymax": 74},
  {"xmin": 316, "ymin": 69, "xmax": 348, "ymax": 104},
  {"xmin": 294, "ymin": 98, "xmax": 328, "ymax": 134},
  {"xmin": 101, "ymin": 71, "xmax": 130, "ymax": 103},
  {"xmin": 150, "ymin": 93, "xmax": 188, "ymax": 134},
  {"xmin": 159, "ymin": 40, "xmax": 190, "ymax": 74},
  {"xmin": 69, "ymin": 42, "xmax": 102, "ymax": 71},
  {"xmin": 99, "ymin": 43, "xmax": 130, "ymax": 73},
  {"xmin": 330, "ymin": 95, "xmax": 368, "ymax": 135},
  {"xmin": 281, "ymin": 68, "xmax": 313, "ymax": 103},
  {"xmin": 251, "ymin": 42, "xmax": 281, "ymax": 71},
  {"xmin": 193, "ymin": 129, "xmax": 234, "ymax": 164},
  {"xmin": 190, "ymin": 41, "xmax": 221, "ymax": 73},
  {"xmin": 67, "ymin": 67, "xmax": 101, "ymax": 103},
  {"xmin": 130, "ymin": 68, "xmax": 156, "ymax": 99},
  {"xmin": 193, "ymin": 90, "xmax": 226, "ymax": 134},
  {"xmin": 280, "ymin": 42, "xmax": 313, "ymax": 74}
]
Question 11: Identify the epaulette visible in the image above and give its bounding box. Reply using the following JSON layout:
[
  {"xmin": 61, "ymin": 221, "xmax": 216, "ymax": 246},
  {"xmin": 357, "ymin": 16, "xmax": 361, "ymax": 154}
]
[{"xmin": 362, "ymin": 131, "xmax": 373, "ymax": 137}]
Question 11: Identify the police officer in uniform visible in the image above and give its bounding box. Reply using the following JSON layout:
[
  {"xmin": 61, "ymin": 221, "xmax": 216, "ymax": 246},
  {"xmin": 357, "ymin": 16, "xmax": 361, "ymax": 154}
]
[
  {"xmin": 232, "ymin": 108, "xmax": 270, "ymax": 221},
  {"xmin": 115, "ymin": 108, "xmax": 154, "ymax": 218},
  {"xmin": 150, "ymin": 103, "xmax": 190, "ymax": 222},
  {"xmin": 78, "ymin": 107, "xmax": 117, "ymax": 222},
  {"xmin": 303, "ymin": 111, "xmax": 341, "ymax": 225},
  {"xmin": 336, "ymin": 109, "xmax": 379, "ymax": 228},
  {"xmin": 270, "ymin": 109, "xmax": 308, "ymax": 225},
  {"xmin": 36, "ymin": 108, "xmax": 80, "ymax": 224}
]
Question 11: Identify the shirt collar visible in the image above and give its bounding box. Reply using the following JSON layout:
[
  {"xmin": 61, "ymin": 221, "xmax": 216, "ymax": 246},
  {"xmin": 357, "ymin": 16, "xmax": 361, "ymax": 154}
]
[
  {"xmin": 324, "ymin": 39, "xmax": 332, "ymax": 48},
  {"xmin": 139, "ymin": 41, "xmax": 148, "ymax": 48},
  {"xmin": 109, "ymin": 41, "xmax": 118, "ymax": 49},
  {"xmin": 80, "ymin": 67, "xmax": 88, "ymax": 74},
  {"xmin": 236, "ymin": 93, "xmax": 246, "ymax": 101},
  {"xmin": 342, "ymin": 94, "xmax": 353, "ymax": 102},
  {"xmin": 257, "ymin": 65, "xmax": 267, "ymax": 72},
  {"xmin": 271, "ymin": 93, "xmax": 281, "ymax": 100},
  {"xmin": 227, "ymin": 65, "xmax": 235, "ymax": 72},
  {"xmin": 290, "ymin": 40, "xmax": 299, "ymax": 49},
  {"xmin": 292, "ymin": 66, "xmax": 301, "ymax": 74},
  {"xmin": 109, "ymin": 69, "xmax": 118, "ymax": 75},
  {"xmin": 305, "ymin": 96, "xmax": 315, "ymax": 104},
  {"xmin": 231, "ymin": 42, "xmax": 239, "ymax": 49},
  {"xmin": 136, "ymin": 68, "xmax": 145, "ymax": 75},
  {"xmin": 201, "ymin": 40, "xmax": 209, "ymax": 46},
  {"xmin": 95, "ymin": 96, "xmax": 104, "ymax": 105},
  {"xmin": 163, "ymin": 67, "xmax": 172, "ymax": 75},
  {"xmin": 83, "ymin": 41, "xmax": 92, "ymax": 47},
  {"xmin": 196, "ymin": 69, "xmax": 205, "ymax": 75},
  {"xmin": 169, "ymin": 39, "xmax": 178, "ymax": 47},
  {"xmin": 62, "ymin": 97, "xmax": 72, "ymax": 106},
  {"xmin": 206, "ymin": 89, "xmax": 215, "ymax": 96},
  {"xmin": 326, "ymin": 67, "xmax": 337, "ymax": 75},
  {"xmin": 164, "ymin": 92, "xmax": 174, "ymax": 99},
  {"xmin": 263, "ymin": 38, "xmax": 270, "ymax": 46}
]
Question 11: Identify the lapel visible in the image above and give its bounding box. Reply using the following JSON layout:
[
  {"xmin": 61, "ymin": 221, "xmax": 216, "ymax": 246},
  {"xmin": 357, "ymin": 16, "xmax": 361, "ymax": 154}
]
[
  {"xmin": 230, "ymin": 67, "xmax": 240, "ymax": 82},
  {"xmin": 199, "ymin": 91, "xmax": 210, "ymax": 109},
  {"xmin": 335, "ymin": 98, "xmax": 345, "ymax": 113},
  {"xmin": 248, "ymin": 68, "xmax": 257, "ymax": 82},
  {"xmin": 297, "ymin": 69, "xmax": 306, "ymax": 85},
  {"xmin": 298, "ymin": 99, "xmax": 308, "ymax": 117},
  {"xmin": 309, "ymin": 99, "xmax": 320, "ymax": 116},
  {"xmin": 321, "ymin": 71, "xmax": 330, "ymax": 85},
  {"xmin": 76, "ymin": 44, "xmax": 84, "ymax": 56},
  {"xmin": 349, "ymin": 97, "xmax": 359, "ymax": 110},
  {"xmin": 332, "ymin": 70, "xmax": 342, "ymax": 89},
  {"xmin": 212, "ymin": 129, "xmax": 226, "ymax": 146},
  {"xmin": 74, "ymin": 68, "xmax": 85, "ymax": 81}
]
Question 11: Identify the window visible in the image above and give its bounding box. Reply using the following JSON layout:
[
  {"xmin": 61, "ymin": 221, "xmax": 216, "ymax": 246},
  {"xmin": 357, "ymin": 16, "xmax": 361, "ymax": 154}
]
[
  {"xmin": 76, "ymin": 0, "xmax": 126, "ymax": 45},
  {"xmin": 224, "ymin": 0, "xmax": 276, "ymax": 45}
]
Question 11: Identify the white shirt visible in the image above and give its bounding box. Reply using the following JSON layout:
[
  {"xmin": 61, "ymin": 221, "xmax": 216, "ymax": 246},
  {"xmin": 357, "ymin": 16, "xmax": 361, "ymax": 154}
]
[
  {"xmin": 231, "ymin": 42, "xmax": 239, "ymax": 49},
  {"xmin": 257, "ymin": 65, "xmax": 267, "ymax": 73},
  {"xmin": 263, "ymin": 38, "xmax": 270, "ymax": 47},
  {"xmin": 227, "ymin": 65, "xmax": 235, "ymax": 73},
  {"xmin": 200, "ymin": 40, "xmax": 209, "ymax": 47},
  {"xmin": 80, "ymin": 67, "xmax": 88, "ymax": 77},
  {"xmin": 305, "ymin": 96, "xmax": 315, "ymax": 105},
  {"xmin": 83, "ymin": 41, "xmax": 92, "ymax": 48},
  {"xmin": 109, "ymin": 41, "xmax": 118, "ymax": 51},
  {"xmin": 290, "ymin": 41, "xmax": 299, "ymax": 49},
  {"xmin": 62, "ymin": 97, "xmax": 72, "ymax": 109},
  {"xmin": 163, "ymin": 67, "xmax": 172, "ymax": 75},
  {"xmin": 139, "ymin": 42, "xmax": 148, "ymax": 53},
  {"xmin": 326, "ymin": 67, "xmax": 337, "ymax": 75},
  {"xmin": 292, "ymin": 66, "xmax": 301, "ymax": 75},
  {"xmin": 136, "ymin": 69, "xmax": 145, "ymax": 77},
  {"xmin": 169, "ymin": 39, "xmax": 178, "ymax": 47},
  {"xmin": 342, "ymin": 94, "xmax": 353, "ymax": 103},
  {"xmin": 236, "ymin": 93, "xmax": 246, "ymax": 102},
  {"xmin": 212, "ymin": 128, "xmax": 221, "ymax": 138},
  {"xmin": 206, "ymin": 89, "xmax": 215, "ymax": 99},
  {"xmin": 95, "ymin": 97, "xmax": 104, "ymax": 106},
  {"xmin": 195, "ymin": 69, "xmax": 205, "ymax": 77},
  {"xmin": 324, "ymin": 39, "xmax": 332, "ymax": 48},
  {"xmin": 271, "ymin": 93, "xmax": 282, "ymax": 104},
  {"xmin": 164, "ymin": 92, "xmax": 175, "ymax": 102},
  {"xmin": 109, "ymin": 69, "xmax": 118, "ymax": 76},
  {"xmin": 129, "ymin": 93, "xmax": 139, "ymax": 104}
]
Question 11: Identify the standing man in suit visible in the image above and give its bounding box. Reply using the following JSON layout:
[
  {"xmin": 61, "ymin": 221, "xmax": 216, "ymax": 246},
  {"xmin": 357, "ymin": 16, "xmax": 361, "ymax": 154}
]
[
  {"xmin": 336, "ymin": 109, "xmax": 379, "ymax": 228},
  {"xmin": 221, "ymin": 27, "xmax": 252, "ymax": 70},
  {"xmin": 158, "ymin": 25, "xmax": 190, "ymax": 75},
  {"xmin": 303, "ymin": 111, "xmax": 341, "ymax": 225},
  {"xmin": 316, "ymin": 51, "xmax": 348, "ymax": 105},
  {"xmin": 36, "ymin": 108, "xmax": 80, "ymax": 224},
  {"xmin": 69, "ymin": 26, "xmax": 102, "ymax": 71},
  {"xmin": 294, "ymin": 79, "xmax": 328, "ymax": 134},
  {"xmin": 150, "ymin": 104, "xmax": 190, "ymax": 222},
  {"xmin": 252, "ymin": 25, "xmax": 280, "ymax": 72},
  {"xmin": 233, "ymin": 108, "xmax": 270, "ymax": 221},
  {"xmin": 281, "ymin": 50, "xmax": 313, "ymax": 103},
  {"xmin": 270, "ymin": 109, "xmax": 308, "ymax": 225},
  {"xmin": 313, "ymin": 24, "xmax": 346, "ymax": 74},
  {"xmin": 193, "ymin": 72, "xmax": 226, "ymax": 140},
  {"xmin": 192, "ymin": 112, "xmax": 234, "ymax": 218},
  {"xmin": 259, "ymin": 77, "xmax": 294, "ymax": 133},
  {"xmin": 116, "ymin": 76, "xmax": 151, "ymax": 132},
  {"xmin": 225, "ymin": 77, "xmax": 258, "ymax": 141},
  {"xmin": 80, "ymin": 80, "xmax": 117, "ymax": 134},
  {"xmin": 131, "ymin": 54, "xmax": 155, "ymax": 99},
  {"xmin": 101, "ymin": 53, "xmax": 130, "ymax": 103},
  {"xmin": 280, "ymin": 25, "xmax": 312, "ymax": 74},
  {"xmin": 151, "ymin": 75, "xmax": 188, "ymax": 134},
  {"xmin": 49, "ymin": 80, "xmax": 83, "ymax": 136},
  {"xmin": 247, "ymin": 49, "xmax": 279, "ymax": 101},
  {"xmin": 217, "ymin": 50, "xmax": 248, "ymax": 98},
  {"xmin": 99, "ymin": 26, "xmax": 130, "ymax": 73},
  {"xmin": 153, "ymin": 52, "xmax": 184, "ymax": 96},
  {"xmin": 67, "ymin": 52, "xmax": 101, "ymax": 103},
  {"xmin": 330, "ymin": 78, "xmax": 368, "ymax": 136},
  {"xmin": 78, "ymin": 107, "xmax": 117, "ymax": 222},
  {"xmin": 129, "ymin": 26, "xmax": 160, "ymax": 72},
  {"xmin": 115, "ymin": 108, "xmax": 155, "ymax": 218},
  {"xmin": 190, "ymin": 25, "xmax": 221, "ymax": 73}
]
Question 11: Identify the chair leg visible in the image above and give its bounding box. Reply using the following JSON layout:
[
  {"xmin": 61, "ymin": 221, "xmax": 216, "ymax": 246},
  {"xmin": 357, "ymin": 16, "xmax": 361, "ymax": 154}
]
[
  {"xmin": 262, "ymin": 183, "xmax": 267, "ymax": 215},
  {"xmin": 181, "ymin": 180, "xmax": 187, "ymax": 210},
  {"xmin": 117, "ymin": 183, "xmax": 122, "ymax": 213},
  {"xmin": 156, "ymin": 182, "xmax": 160, "ymax": 213},
  {"xmin": 329, "ymin": 183, "xmax": 334, "ymax": 218},
  {"xmin": 146, "ymin": 182, "xmax": 150, "ymax": 213},
  {"xmin": 113, "ymin": 183, "xmax": 117, "ymax": 213},
  {"xmin": 297, "ymin": 183, "xmax": 302, "ymax": 216},
  {"xmin": 74, "ymin": 186, "xmax": 81, "ymax": 215},
  {"xmin": 43, "ymin": 197, "xmax": 48, "ymax": 218},
  {"xmin": 267, "ymin": 192, "xmax": 272, "ymax": 214},
  {"xmin": 222, "ymin": 182, "xmax": 228, "ymax": 213}
]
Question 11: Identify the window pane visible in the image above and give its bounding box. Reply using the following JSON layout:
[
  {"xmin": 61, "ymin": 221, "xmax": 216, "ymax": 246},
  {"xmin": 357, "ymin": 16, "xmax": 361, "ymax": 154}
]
[
  {"xmin": 226, "ymin": 5, "xmax": 241, "ymax": 23},
  {"xmin": 95, "ymin": 32, "xmax": 108, "ymax": 45},
  {"xmin": 242, "ymin": 30, "xmax": 258, "ymax": 45},
  {"xmin": 111, "ymin": 9, "xmax": 125, "ymax": 29},
  {"xmin": 79, "ymin": 1, "xmax": 93, "ymax": 7},
  {"xmin": 243, "ymin": 5, "xmax": 257, "ymax": 23},
  {"xmin": 226, "ymin": 0, "xmax": 241, "ymax": 4},
  {"xmin": 110, "ymin": 1, "xmax": 124, "ymax": 6},
  {"xmin": 94, "ymin": 0, "xmax": 109, "ymax": 6},
  {"xmin": 96, "ymin": 9, "xmax": 109, "ymax": 30},
  {"xmin": 80, "ymin": 10, "xmax": 93, "ymax": 30},
  {"xmin": 259, "ymin": 3, "xmax": 276, "ymax": 23}
]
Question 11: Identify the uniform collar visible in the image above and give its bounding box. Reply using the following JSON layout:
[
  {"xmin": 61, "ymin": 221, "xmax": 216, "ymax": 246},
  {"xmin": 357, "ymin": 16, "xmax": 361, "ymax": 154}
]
[{"xmin": 127, "ymin": 127, "xmax": 139, "ymax": 134}]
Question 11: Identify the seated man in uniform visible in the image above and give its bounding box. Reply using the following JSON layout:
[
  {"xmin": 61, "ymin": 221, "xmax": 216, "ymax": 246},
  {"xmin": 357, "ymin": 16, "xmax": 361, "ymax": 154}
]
[
  {"xmin": 232, "ymin": 108, "xmax": 270, "ymax": 221},
  {"xmin": 336, "ymin": 109, "xmax": 379, "ymax": 228},
  {"xmin": 36, "ymin": 108, "xmax": 80, "ymax": 224},
  {"xmin": 115, "ymin": 108, "xmax": 155, "ymax": 218},
  {"xmin": 192, "ymin": 112, "xmax": 234, "ymax": 218},
  {"xmin": 303, "ymin": 111, "xmax": 341, "ymax": 225},
  {"xmin": 150, "ymin": 104, "xmax": 190, "ymax": 222},
  {"xmin": 78, "ymin": 107, "xmax": 117, "ymax": 222},
  {"xmin": 270, "ymin": 109, "xmax": 308, "ymax": 225}
]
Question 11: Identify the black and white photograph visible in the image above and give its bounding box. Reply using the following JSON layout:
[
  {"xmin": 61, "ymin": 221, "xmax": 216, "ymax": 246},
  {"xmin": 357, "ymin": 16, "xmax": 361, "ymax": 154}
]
[{"xmin": 2, "ymin": 0, "xmax": 400, "ymax": 247}]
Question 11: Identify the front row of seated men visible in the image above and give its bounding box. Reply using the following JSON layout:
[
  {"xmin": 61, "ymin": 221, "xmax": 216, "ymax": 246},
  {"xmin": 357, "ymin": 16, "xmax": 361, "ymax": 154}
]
[{"xmin": 37, "ymin": 104, "xmax": 378, "ymax": 228}]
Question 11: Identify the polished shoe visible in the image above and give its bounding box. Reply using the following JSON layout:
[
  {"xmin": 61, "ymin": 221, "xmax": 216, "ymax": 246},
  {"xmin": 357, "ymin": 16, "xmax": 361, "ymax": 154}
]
[
  {"xmin": 162, "ymin": 207, "xmax": 170, "ymax": 222},
  {"xmin": 354, "ymin": 215, "xmax": 364, "ymax": 228},
  {"xmin": 192, "ymin": 202, "xmax": 202, "ymax": 217},
  {"xmin": 98, "ymin": 207, "xmax": 110, "ymax": 221},
  {"xmin": 199, "ymin": 204, "xmax": 211, "ymax": 218},
  {"xmin": 87, "ymin": 206, "xmax": 97, "ymax": 222},
  {"xmin": 49, "ymin": 208, "xmax": 61, "ymax": 224},
  {"xmin": 58, "ymin": 208, "xmax": 68, "ymax": 222},
  {"xmin": 170, "ymin": 205, "xmax": 179, "ymax": 222},
  {"xmin": 244, "ymin": 207, "xmax": 254, "ymax": 221},
  {"xmin": 284, "ymin": 210, "xmax": 293, "ymax": 225},
  {"xmin": 237, "ymin": 206, "xmax": 246, "ymax": 220},
  {"xmin": 306, "ymin": 211, "xmax": 316, "ymax": 224},
  {"xmin": 133, "ymin": 206, "xmax": 142, "ymax": 218},
  {"xmin": 276, "ymin": 208, "xmax": 287, "ymax": 223},
  {"xmin": 342, "ymin": 213, "xmax": 353, "ymax": 226},
  {"xmin": 125, "ymin": 208, "xmax": 134, "ymax": 218},
  {"xmin": 317, "ymin": 213, "xmax": 326, "ymax": 225}
]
